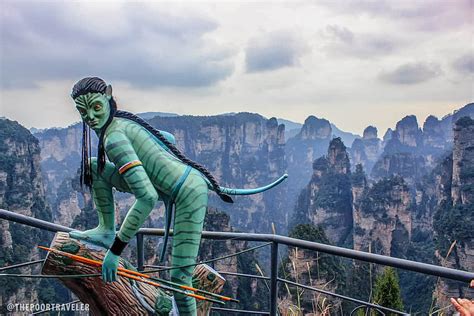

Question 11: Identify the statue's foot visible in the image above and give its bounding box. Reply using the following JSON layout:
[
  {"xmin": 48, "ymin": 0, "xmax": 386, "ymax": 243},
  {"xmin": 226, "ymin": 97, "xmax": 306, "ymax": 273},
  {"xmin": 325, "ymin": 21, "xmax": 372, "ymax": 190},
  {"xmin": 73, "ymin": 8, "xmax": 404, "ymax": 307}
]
[{"xmin": 69, "ymin": 228, "xmax": 115, "ymax": 249}]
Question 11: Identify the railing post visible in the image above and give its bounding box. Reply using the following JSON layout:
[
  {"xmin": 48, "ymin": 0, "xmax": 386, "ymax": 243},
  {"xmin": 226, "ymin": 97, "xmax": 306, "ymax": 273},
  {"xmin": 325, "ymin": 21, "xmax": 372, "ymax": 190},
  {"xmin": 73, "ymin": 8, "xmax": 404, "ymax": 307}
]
[
  {"xmin": 136, "ymin": 233, "xmax": 144, "ymax": 271},
  {"xmin": 270, "ymin": 241, "xmax": 278, "ymax": 316}
]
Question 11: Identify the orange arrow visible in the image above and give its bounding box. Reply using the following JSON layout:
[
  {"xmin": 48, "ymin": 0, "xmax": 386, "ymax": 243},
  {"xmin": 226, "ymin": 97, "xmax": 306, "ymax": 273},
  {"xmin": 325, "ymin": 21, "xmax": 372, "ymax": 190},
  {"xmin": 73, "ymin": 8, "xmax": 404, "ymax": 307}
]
[{"xmin": 38, "ymin": 246, "xmax": 236, "ymax": 303}]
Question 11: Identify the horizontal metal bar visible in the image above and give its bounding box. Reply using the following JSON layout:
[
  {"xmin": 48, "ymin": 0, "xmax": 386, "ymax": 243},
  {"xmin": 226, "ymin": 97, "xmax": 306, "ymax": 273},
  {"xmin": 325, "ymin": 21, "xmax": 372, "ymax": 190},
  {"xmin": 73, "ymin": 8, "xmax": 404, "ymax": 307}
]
[
  {"xmin": 278, "ymin": 278, "xmax": 409, "ymax": 315},
  {"xmin": 143, "ymin": 265, "xmax": 167, "ymax": 269},
  {"xmin": 211, "ymin": 307, "xmax": 270, "ymax": 315},
  {"xmin": 217, "ymin": 271, "xmax": 271, "ymax": 280},
  {"xmin": 0, "ymin": 209, "xmax": 72, "ymax": 233},
  {"xmin": 139, "ymin": 227, "xmax": 275, "ymax": 242},
  {"xmin": 2, "ymin": 208, "xmax": 473, "ymax": 283},
  {"xmin": 0, "ymin": 259, "xmax": 45, "ymax": 272},
  {"xmin": 271, "ymin": 235, "xmax": 474, "ymax": 284},
  {"xmin": 139, "ymin": 228, "xmax": 474, "ymax": 283}
]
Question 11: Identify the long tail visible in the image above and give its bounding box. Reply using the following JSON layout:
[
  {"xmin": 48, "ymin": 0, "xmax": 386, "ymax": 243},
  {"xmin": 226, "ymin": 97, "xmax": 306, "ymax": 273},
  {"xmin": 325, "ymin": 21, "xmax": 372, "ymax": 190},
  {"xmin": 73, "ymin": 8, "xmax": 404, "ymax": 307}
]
[{"xmin": 205, "ymin": 174, "xmax": 288, "ymax": 195}]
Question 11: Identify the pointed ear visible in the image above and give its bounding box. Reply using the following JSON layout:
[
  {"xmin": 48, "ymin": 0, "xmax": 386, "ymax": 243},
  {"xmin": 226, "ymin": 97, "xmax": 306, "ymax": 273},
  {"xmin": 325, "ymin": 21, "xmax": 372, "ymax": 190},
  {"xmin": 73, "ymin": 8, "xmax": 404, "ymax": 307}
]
[{"xmin": 105, "ymin": 85, "xmax": 113, "ymax": 100}]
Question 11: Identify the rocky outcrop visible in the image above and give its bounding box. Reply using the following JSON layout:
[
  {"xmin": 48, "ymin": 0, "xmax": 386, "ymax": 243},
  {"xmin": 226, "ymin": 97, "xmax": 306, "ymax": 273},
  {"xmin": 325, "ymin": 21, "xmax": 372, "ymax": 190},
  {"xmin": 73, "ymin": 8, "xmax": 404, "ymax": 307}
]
[
  {"xmin": 285, "ymin": 116, "xmax": 333, "ymax": 230},
  {"xmin": 363, "ymin": 126, "xmax": 377, "ymax": 140},
  {"xmin": 0, "ymin": 119, "xmax": 52, "ymax": 310},
  {"xmin": 451, "ymin": 117, "xmax": 474, "ymax": 205},
  {"xmin": 383, "ymin": 128, "xmax": 393, "ymax": 144},
  {"xmin": 433, "ymin": 116, "xmax": 474, "ymax": 308},
  {"xmin": 298, "ymin": 116, "xmax": 332, "ymax": 141},
  {"xmin": 395, "ymin": 115, "xmax": 422, "ymax": 148},
  {"xmin": 371, "ymin": 152, "xmax": 427, "ymax": 185},
  {"xmin": 34, "ymin": 123, "xmax": 90, "ymax": 204},
  {"xmin": 372, "ymin": 104, "xmax": 474, "ymax": 185},
  {"xmin": 292, "ymin": 138, "xmax": 353, "ymax": 246},
  {"xmin": 423, "ymin": 115, "xmax": 448, "ymax": 150},
  {"xmin": 353, "ymin": 176, "xmax": 412, "ymax": 256},
  {"xmin": 372, "ymin": 116, "xmax": 427, "ymax": 184},
  {"xmin": 439, "ymin": 103, "xmax": 474, "ymax": 142},
  {"xmin": 350, "ymin": 126, "xmax": 382, "ymax": 174},
  {"xmin": 295, "ymin": 138, "xmax": 438, "ymax": 312}
]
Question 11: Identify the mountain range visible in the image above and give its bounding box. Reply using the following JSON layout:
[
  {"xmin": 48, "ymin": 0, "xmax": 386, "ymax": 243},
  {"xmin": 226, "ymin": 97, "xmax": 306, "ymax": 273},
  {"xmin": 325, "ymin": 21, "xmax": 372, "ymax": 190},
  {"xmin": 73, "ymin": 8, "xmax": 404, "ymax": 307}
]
[{"xmin": 0, "ymin": 102, "xmax": 473, "ymax": 314}]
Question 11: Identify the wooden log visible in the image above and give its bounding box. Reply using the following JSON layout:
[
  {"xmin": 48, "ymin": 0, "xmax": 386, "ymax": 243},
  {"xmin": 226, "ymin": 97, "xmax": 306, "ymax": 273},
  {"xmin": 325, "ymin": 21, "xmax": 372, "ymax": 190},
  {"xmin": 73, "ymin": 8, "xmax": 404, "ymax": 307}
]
[
  {"xmin": 193, "ymin": 264, "xmax": 226, "ymax": 316},
  {"xmin": 41, "ymin": 232, "xmax": 173, "ymax": 315},
  {"xmin": 41, "ymin": 232, "xmax": 228, "ymax": 316}
]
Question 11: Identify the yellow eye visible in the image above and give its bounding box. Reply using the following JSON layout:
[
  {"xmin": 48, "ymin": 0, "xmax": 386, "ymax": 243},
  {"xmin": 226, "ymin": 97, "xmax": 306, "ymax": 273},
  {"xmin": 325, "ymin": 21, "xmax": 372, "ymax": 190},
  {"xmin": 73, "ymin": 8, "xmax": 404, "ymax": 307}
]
[{"xmin": 94, "ymin": 103, "xmax": 102, "ymax": 111}]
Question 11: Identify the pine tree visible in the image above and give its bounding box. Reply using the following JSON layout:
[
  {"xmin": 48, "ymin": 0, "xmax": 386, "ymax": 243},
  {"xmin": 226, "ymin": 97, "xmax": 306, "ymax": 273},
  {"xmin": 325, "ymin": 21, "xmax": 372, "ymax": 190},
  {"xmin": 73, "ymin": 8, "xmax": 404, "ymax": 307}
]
[{"xmin": 372, "ymin": 267, "xmax": 404, "ymax": 315}]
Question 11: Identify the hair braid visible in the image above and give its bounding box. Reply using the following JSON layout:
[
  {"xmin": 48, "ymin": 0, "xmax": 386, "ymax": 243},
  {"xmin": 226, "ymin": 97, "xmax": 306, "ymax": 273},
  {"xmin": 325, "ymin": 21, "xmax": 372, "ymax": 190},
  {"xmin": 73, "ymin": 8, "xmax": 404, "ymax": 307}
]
[
  {"xmin": 71, "ymin": 77, "xmax": 232, "ymax": 202},
  {"xmin": 114, "ymin": 111, "xmax": 233, "ymax": 203},
  {"xmin": 80, "ymin": 121, "xmax": 92, "ymax": 188}
]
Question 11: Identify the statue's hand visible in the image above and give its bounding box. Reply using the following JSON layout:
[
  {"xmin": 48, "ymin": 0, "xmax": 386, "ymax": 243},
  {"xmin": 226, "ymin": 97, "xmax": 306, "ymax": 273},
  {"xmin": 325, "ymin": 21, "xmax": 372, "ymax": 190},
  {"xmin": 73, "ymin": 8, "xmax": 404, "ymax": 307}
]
[{"xmin": 102, "ymin": 250, "xmax": 119, "ymax": 283}]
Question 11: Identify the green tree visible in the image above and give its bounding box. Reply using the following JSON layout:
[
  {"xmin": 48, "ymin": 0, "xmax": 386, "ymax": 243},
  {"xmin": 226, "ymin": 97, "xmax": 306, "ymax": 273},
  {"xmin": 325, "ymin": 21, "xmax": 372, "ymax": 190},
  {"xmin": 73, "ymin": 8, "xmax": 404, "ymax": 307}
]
[{"xmin": 372, "ymin": 267, "xmax": 404, "ymax": 315}]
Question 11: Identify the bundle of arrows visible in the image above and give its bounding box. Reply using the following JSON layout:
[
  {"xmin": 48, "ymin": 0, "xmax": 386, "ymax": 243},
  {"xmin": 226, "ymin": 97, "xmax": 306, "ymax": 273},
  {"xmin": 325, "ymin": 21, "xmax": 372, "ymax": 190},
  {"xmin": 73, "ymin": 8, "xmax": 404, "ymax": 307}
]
[{"xmin": 38, "ymin": 246, "xmax": 238, "ymax": 306}]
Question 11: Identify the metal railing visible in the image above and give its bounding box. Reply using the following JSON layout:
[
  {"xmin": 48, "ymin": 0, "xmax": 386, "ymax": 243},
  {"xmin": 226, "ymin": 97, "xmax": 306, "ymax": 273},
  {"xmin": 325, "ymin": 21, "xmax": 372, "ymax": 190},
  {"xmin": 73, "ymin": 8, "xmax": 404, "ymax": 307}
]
[{"xmin": 1, "ymin": 208, "xmax": 473, "ymax": 315}]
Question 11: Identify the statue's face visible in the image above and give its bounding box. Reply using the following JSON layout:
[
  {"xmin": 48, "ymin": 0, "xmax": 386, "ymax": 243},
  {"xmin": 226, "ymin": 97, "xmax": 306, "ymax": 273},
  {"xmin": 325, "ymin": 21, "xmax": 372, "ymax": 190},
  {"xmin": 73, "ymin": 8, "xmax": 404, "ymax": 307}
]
[{"xmin": 74, "ymin": 92, "xmax": 110, "ymax": 131}]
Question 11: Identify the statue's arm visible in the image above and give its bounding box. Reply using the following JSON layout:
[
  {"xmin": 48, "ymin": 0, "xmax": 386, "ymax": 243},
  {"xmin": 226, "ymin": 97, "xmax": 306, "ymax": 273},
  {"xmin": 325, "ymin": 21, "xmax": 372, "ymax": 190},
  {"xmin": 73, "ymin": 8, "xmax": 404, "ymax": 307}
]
[{"xmin": 104, "ymin": 131, "xmax": 159, "ymax": 244}]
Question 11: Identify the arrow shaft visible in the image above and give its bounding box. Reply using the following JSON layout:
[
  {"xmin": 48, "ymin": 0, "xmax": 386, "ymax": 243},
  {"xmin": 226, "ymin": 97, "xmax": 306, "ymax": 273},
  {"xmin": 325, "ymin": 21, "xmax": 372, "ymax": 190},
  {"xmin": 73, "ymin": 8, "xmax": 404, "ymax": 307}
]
[
  {"xmin": 39, "ymin": 246, "xmax": 231, "ymax": 304},
  {"xmin": 117, "ymin": 271, "xmax": 223, "ymax": 304}
]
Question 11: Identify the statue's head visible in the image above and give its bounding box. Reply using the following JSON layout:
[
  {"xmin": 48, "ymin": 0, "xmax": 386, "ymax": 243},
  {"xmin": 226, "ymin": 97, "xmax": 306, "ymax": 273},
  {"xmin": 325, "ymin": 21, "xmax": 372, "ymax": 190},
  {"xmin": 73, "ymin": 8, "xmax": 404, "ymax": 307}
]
[
  {"xmin": 72, "ymin": 77, "xmax": 118, "ymax": 188},
  {"xmin": 71, "ymin": 77, "xmax": 115, "ymax": 131}
]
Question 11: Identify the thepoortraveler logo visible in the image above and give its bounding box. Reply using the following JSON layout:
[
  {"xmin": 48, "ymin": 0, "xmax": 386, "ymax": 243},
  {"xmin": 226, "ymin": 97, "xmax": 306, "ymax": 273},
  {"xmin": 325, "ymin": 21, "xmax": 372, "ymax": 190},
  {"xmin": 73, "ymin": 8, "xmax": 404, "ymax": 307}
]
[{"xmin": 6, "ymin": 302, "xmax": 90, "ymax": 313}]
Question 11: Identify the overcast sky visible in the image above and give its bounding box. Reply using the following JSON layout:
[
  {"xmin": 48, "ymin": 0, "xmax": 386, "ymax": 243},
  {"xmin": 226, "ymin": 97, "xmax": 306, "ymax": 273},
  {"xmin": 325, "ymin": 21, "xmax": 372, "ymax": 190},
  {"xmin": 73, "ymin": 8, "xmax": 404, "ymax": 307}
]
[{"xmin": 1, "ymin": 0, "xmax": 473, "ymax": 135}]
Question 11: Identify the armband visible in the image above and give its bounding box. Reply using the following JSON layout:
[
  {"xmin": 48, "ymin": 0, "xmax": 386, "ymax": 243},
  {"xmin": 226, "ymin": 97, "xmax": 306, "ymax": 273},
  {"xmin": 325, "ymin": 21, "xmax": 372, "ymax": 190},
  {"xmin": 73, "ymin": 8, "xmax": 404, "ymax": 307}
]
[
  {"xmin": 118, "ymin": 160, "xmax": 142, "ymax": 174},
  {"xmin": 110, "ymin": 236, "xmax": 128, "ymax": 256}
]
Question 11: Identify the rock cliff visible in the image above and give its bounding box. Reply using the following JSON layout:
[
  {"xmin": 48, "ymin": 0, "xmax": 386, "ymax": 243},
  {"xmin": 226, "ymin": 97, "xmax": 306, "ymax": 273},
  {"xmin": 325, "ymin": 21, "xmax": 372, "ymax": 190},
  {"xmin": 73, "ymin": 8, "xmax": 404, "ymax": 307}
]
[
  {"xmin": 350, "ymin": 126, "xmax": 382, "ymax": 174},
  {"xmin": 353, "ymin": 176, "xmax": 412, "ymax": 256},
  {"xmin": 372, "ymin": 116, "xmax": 428, "ymax": 184},
  {"xmin": 34, "ymin": 123, "xmax": 91, "ymax": 205},
  {"xmin": 0, "ymin": 119, "xmax": 53, "ymax": 310},
  {"xmin": 285, "ymin": 116, "xmax": 333, "ymax": 222},
  {"xmin": 422, "ymin": 115, "xmax": 449, "ymax": 150},
  {"xmin": 371, "ymin": 104, "xmax": 474, "ymax": 184},
  {"xmin": 292, "ymin": 138, "xmax": 353, "ymax": 246},
  {"xmin": 433, "ymin": 116, "xmax": 474, "ymax": 308}
]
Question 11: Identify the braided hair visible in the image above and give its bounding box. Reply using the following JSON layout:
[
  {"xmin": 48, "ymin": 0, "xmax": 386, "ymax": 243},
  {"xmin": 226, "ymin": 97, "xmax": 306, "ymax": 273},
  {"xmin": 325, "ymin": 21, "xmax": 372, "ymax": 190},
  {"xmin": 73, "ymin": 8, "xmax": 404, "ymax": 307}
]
[{"xmin": 71, "ymin": 77, "xmax": 233, "ymax": 203}]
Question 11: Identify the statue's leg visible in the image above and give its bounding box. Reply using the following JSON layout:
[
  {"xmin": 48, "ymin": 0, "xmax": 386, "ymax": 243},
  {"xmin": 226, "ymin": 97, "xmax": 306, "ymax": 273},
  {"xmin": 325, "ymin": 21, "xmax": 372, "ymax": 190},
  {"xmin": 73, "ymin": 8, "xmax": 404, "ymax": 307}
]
[
  {"xmin": 70, "ymin": 158, "xmax": 131, "ymax": 248},
  {"xmin": 170, "ymin": 171, "xmax": 208, "ymax": 316}
]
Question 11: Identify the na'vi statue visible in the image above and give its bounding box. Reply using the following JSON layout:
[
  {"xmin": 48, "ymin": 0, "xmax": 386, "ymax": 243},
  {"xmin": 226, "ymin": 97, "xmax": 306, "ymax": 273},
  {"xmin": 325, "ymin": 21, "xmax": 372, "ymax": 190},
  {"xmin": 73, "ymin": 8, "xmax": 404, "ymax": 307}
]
[{"xmin": 68, "ymin": 77, "xmax": 287, "ymax": 315}]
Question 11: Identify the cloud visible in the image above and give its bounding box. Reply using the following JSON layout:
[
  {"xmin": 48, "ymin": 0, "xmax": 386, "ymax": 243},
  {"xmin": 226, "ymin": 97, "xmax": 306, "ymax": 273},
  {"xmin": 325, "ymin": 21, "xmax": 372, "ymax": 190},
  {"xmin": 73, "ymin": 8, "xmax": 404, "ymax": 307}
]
[
  {"xmin": 321, "ymin": 24, "xmax": 397, "ymax": 59},
  {"xmin": 452, "ymin": 53, "xmax": 474, "ymax": 75},
  {"xmin": 317, "ymin": 0, "xmax": 472, "ymax": 32},
  {"xmin": 245, "ymin": 31, "xmax": 308, "ymax": 73},
  {"xmin": 0, "ymin": 1, "xmax": 236, "ymax": 89},
  {"xmin": 378, "ymin": 62, "xmax": 442, "ymax": 85},
  {"xmin": 325, "ymin": 25, "xmax": 354, "ymax": 43}
]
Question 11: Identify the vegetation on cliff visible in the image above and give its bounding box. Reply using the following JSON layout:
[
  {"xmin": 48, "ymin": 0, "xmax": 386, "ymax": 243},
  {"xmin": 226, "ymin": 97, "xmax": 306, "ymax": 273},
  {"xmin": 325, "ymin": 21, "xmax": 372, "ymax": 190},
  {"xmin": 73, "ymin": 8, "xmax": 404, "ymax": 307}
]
[{"xmin": 280, "ymin": 224, "xmax": 345, "ymax": 313}]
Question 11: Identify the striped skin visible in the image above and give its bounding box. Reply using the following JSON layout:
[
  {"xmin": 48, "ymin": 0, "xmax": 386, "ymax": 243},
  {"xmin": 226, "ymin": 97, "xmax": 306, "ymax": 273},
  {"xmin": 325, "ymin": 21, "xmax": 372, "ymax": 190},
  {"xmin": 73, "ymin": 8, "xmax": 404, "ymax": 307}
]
[
  {"xmin": 94, "ymin": 117, "xmax": 205, "ymax": 315},
  {"xmin": 170, "ymin": 169, "xmax": 207, "ymax": 315}
]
